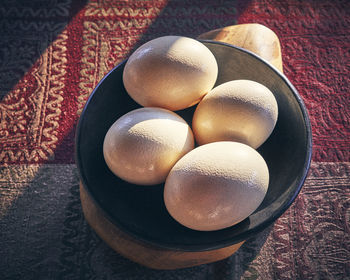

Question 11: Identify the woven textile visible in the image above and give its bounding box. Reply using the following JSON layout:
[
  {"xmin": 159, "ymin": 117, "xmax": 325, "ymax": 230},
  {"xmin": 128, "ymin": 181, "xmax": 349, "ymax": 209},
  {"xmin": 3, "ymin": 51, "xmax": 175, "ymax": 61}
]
[{"xmin": 0, "ymin": 0, "xmax": 349, "ymax": 279}]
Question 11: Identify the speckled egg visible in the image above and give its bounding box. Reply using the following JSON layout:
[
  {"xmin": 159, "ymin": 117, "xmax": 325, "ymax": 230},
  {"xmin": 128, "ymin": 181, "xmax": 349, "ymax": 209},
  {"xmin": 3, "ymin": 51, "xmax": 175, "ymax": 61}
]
[
  {"xmin": 164, "ymin": 141, "xmax": 269, "ymax": 231},
  {"xmin": 103, "ymin": 107, "xmax": 194, "ymax": 185},
  {"xmin": 123, "ymin": 36, "xmax": 218, "ymax": 111},
  {"xmin": 192, "ymin": 80, "xmax": 278, "ymax": 149}
]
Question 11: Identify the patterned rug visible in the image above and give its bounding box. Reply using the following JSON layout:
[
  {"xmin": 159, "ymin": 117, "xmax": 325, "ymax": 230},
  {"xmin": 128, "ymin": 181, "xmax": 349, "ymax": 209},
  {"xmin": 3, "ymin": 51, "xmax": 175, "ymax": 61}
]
[{"xmin": 0, "ymin": 0, "xmax": 349, "ymax": 279}]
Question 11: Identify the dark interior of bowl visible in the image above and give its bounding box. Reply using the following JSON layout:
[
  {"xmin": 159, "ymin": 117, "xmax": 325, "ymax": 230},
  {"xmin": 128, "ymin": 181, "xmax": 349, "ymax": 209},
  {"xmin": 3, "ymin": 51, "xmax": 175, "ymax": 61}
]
[{"xmin": 76, "ymin": 41, "xmax": 312, "ymax": 251}]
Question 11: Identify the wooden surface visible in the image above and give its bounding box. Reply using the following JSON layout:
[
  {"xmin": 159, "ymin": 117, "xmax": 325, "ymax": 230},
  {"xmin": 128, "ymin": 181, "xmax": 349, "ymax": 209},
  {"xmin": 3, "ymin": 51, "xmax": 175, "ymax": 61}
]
[
  {"xmin": 198, "ymin": 23, "xmax": 283, "ymax": 72},
  {"xmin": 79, "ymin": 23, "xmax": 284, "ymax": 270}
]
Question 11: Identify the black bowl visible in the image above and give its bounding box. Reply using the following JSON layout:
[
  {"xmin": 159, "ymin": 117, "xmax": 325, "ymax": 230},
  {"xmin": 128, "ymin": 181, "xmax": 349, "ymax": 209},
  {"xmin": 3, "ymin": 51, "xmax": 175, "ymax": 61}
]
[{"xmin": 76, "ymin": 40, "xmax": 312, "ymax": 251}]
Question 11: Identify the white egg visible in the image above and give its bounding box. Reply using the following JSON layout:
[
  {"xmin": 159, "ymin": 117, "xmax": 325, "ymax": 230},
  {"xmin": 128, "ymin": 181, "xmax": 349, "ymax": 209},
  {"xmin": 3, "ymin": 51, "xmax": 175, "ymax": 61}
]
[
  {"xmin": 103, "ymin": 107, "xmax": 194, "ymax": 185},
  {"xmin": 123, "ymin": 36, "xmax": 218, "ymax": 111},
  {"xmin": 192, "ymin": 80, "xmax": 278, "ymax": 149},
  {"xmin": 164, "ymin": 141, "xmax": 269, "ymax": 231}
]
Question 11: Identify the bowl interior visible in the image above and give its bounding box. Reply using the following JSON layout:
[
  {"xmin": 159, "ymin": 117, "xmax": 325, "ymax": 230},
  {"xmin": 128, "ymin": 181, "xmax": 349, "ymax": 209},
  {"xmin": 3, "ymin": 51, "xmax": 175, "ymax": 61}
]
[{"xmin": 76, "ymin": 41, "xmax": 312, "ymax": 251}]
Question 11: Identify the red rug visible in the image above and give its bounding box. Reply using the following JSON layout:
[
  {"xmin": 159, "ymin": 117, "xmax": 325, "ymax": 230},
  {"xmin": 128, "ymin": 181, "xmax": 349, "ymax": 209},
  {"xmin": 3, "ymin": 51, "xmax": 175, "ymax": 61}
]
[{"xmin": 0, "ymin": 0, "xmax": 349, "ymax": 279}]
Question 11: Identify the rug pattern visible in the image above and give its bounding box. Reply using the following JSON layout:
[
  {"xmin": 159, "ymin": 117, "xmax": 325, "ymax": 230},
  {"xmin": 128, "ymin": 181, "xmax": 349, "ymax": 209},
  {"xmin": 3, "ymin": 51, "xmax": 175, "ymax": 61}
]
[{"xmin": 0, "ymin": 0, "xmax": 349, "ymax": 279}]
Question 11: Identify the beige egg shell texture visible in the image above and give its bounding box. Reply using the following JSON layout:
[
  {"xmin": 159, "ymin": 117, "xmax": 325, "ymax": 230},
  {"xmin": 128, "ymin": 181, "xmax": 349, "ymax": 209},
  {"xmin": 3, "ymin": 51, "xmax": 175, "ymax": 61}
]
[
  {"xmin": 164, "ymin": 141, "xmax": 269, "ymax": 231},
  {"xmin": 192, "ymin": 80, "xmax": 278, "ymax": 149},
  {"xmin": 122, "ymin": 36, "xmax": 218, "ymax": 111},
  {"xmin": 103, "ymin": 107, "xmax": 194, "ymax": 185}
]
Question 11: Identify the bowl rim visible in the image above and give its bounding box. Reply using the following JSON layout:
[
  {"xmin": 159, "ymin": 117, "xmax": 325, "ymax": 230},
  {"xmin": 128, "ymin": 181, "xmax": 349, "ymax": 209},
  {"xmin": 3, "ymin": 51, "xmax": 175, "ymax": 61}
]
[{"xmin": 75, "ymin": 40, "xmax": 313, "ymax": 251}]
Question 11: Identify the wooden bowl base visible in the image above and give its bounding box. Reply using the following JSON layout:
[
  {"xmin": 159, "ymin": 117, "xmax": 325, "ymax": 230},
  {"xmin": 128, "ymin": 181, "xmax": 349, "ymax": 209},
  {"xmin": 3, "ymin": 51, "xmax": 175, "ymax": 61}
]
[{"xmin": 80, "ymin": 182, "xmax": 244, "ymax": 270}]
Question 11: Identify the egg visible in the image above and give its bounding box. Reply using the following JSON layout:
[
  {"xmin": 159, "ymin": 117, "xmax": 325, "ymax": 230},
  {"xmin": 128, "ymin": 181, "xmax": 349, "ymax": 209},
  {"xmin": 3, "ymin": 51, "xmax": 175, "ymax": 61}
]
[
  {"xmin": 123, "ymin": 36, "xmax": 218, "ymax": 111},
  {"xmin": 192, "ymin": 80, "xmax": 278, "ymax": 149},
  {"xmin": 164, "ymin": 141, "xmax": 269, "ymax": 231},
  {"xmin": 103, "ymin": 107, "xmax": 194, "ymax": 185}
]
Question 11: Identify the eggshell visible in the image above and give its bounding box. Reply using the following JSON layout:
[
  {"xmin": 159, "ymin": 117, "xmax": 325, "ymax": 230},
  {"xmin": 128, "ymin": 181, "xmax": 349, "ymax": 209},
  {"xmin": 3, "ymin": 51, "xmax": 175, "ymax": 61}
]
[
  {"xmin": 192, "ymin": 80, "xmax": 278, "ymax": 149},
  {"xmin": 123, "ymin": 36, "xmax": 218, "ymax": 111},
  {"xmin": 103, "ymin": 107, "xmax": 194, "ymax": 185},
  {"xmin": 164, "ymin": 141, "xmax": 269, "ymax": 231}
]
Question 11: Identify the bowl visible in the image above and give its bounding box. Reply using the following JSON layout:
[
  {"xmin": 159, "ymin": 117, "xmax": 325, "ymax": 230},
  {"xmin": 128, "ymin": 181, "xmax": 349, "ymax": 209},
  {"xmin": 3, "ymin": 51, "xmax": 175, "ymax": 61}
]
[{"xmin": 76, "ymin": 40, "xmax": 312, "ymax": 251}]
